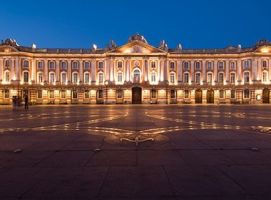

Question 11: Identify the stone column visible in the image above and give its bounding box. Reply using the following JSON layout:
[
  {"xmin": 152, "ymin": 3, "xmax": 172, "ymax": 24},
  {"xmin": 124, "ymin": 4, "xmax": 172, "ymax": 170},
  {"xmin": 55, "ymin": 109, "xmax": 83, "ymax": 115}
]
[
  {"xmin": 110, "ymin": 58, "xmax": 114, "ymax": 82},
  {"xmin": 257, "ymin": 59, "xmax": 262, "ymax": 82},
  {"xmin": 252, "ymin": 58, "xmax": 257, "ymax": 81},
  {"xmin": 177, "ymin": 60, "xmax": 182, "ymax": 83},
  {"xmin": 67, "ymin": 60, "xmax": 71, "ymax": 83},
  {"xmin": 144, "ymin": 59, "xmax": 148, "ymax": 81},
  {"xmin": 160, "ymin": 59, "xmax": 164, "ymax": 82},
  {"xmin": 105, "ymin": 59, "xmax": 110, "ymax": 81},
  {"xmin": 214, "ymin": 60, "xmax": 218, "ymax": 83},
  {"xmin": 269, "ymin": 59, "xmax": 271, "ymax": 82},
  {"xmin": 10, "ymin": 59, "xmax": 15, "ymax": 81},
  {"xmin": 163, "ymin": 59, "xmax": 168, "ymax": 81},
  {"xmin": 31, "ymin": 59, "xmax": 36, "ymax": 83},
  {"xmin": 126, "ymin": 59, "xmax": 130, "ymax": 82},
  {"xmin": 0, "ymin": 58, "xmax": 3, "ymax": 81},
  {"xmin": 202, "ymin": 60, "xmax": 206, "ymax": 83},
  {"xmin": 16, "ymin": 57, "xmax": 20, "ymax": 81},
  {"xmin": 191, "ymin": 60, "xmax": 194, "ymax": 83},
  {"xmin": 56, "ymin": 60, "xmax": 60, "ymax": 82},
  {"xmin": 225, "ymin": 60, "xmax": 229, "ymax": 83},
  {"xmin": 79, "ymin": 60, "xmax": 83, "ymax": 83},
  {"xmin": 91, "ymin": 60, "xmax": 96, "ymax": 84},
  {"xmin": 237, "ymin": 59, "xmax": 242, "ymax": 83}
]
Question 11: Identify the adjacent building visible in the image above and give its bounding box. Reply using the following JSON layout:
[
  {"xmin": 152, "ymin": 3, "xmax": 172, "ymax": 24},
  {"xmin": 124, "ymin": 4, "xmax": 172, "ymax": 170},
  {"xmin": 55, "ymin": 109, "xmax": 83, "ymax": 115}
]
[{"xmin": 0, "ymin": 34, "xmax": 270, "ymax": 104}]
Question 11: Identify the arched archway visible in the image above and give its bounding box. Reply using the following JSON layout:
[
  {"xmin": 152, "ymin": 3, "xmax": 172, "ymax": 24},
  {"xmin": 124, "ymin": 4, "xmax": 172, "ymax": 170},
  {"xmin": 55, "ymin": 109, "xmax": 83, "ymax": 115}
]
[
  {"xmin": 195, "ymin": 89, "xmax": 202, "ymax": 104},
  {"xmin": 132, "ymin": 87, "xmax": 142, "ymax": 104},
  {"xmin": 263, "ymin": 88, "xmax": 270, "ymax": 104},
  {"xmin": 207, "ymin": 89, "xmax": 214, "ymax": 104}
]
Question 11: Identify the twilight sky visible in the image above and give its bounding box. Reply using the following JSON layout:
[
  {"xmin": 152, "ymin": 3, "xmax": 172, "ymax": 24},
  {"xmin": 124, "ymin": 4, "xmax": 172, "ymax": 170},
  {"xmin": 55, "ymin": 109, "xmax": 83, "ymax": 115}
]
[{"xmin": 0, "ymin": 0, "xmax": 270, "ymax": 49}]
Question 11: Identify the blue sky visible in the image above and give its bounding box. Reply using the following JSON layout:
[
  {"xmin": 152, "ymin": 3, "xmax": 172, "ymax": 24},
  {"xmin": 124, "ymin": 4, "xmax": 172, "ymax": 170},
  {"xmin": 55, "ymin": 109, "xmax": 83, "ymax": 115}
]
[{"xmin": 0, "ymin": 0, "xmax": 270, "ymax": 49}]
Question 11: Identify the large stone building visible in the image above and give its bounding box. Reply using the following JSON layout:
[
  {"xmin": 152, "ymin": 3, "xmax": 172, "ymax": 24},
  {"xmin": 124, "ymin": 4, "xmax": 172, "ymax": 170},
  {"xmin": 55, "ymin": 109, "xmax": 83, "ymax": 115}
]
[{"xmin": 0, "ymin": 34, "xmax": 270, "ymax": 105}]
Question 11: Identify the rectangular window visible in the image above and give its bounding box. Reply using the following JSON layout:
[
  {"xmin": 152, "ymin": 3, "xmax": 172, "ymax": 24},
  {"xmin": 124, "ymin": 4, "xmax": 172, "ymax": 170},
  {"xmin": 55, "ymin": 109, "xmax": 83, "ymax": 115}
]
[
  {"xmin": 218, "ymin": 73, "xmax": 224, "ymax": 84},
  {"xmin": 117, "ymin": 62, "xmax": 122, "ymax": 69},
  {"xmin": 98, "ymin": 61, "xmax": 103, "ymax": 70},
  {"xmin": 231, "ymin": 90, "xmax": 235, "ymax": 99},
  {"xmin": 184, "ymin": 62, "xmax": 189, "ymax": 71},
  {"xmin": 230, "ymin": 62, "xmax": 235, "ymax": 70},
  {"xmin": 61, "ymin": 90, "xmax": 66, "ymax": 99},
  {"xmin": 97, "ymin": 90, "xmax": 103, "ymax": 99},
  {"xmin": 151, "ymin": 90, "xmax": 157, "ymax": 98},
  {"xmin": 72, "ymin": 90, "xmax": 78, "ymax": 99},
  {"xmin": 84, "ymin": 90, "xmax": 90, "ymax": 98},
  {"xmin": 170, "ymin": 73, "xmax": 175, "ymax": 84},
  {"xmin": 38, "ymin": 61, "xmax": 43, "ymax": 70},
  {"xmin": 49, "ymin": 90, "xmax": 54, "ymax": 99},
  {"xmin": 117, "ymin": 90, "xmax": 123, "ymax": 99},
  {"xmin": 4, "ymin": 89, "xmax": 9, "ymax": 99},
  {"xmin": 184, "ymin": 90, "xmax": 189, "ymax": 98},
  {"xmin": 118, "ymin": 73, "xmax": 122, "ymax": 83},
  {"xmin": 37, "ymin": 90, "xmax": 42, "ymax": 99},
  {"xmin": 49, "ymin": 61, "xmax": 55, "ymax": 70},
  {"xmin": 61, "ymin": 73, "xmax": 67, "ymax": 84},
  {"xmin": 24, "ymin": 72, "xmax": 29, "ymax": 83},
  {"xmin": 151, "ymin": 62, "xmax": 156, "ymax": 69},
  {"xmin": 244, "ymin": 89, "xmax": 250, "ymax": 99},
  {"xmin": 219, "ymin": 90, "xmax": 224, "ymax": 98},
  {"xmin": 84, "ymin": 73, "xmax": 90, "ymax": 84},
  {"xmin": 207, "ymin": 73, "xmax": 212, "ymax": 84},
  {"xmin": 170, "ymin": 62, "xmax": 175, "ymax": 70},
  {"xmin": 170, "ymin": 90, "xmax": 176, "ymax": 98},
  {"xmin": 184, "ymin": 73, "xmax": 189, "ymax": 83}
]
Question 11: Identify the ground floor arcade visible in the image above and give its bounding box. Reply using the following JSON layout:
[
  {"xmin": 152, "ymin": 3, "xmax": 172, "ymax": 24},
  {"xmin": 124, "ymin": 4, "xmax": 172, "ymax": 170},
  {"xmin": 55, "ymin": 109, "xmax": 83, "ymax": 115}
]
[{"xmin": 0, "ymin": 85, "xmax": 270, "ymax": 105}]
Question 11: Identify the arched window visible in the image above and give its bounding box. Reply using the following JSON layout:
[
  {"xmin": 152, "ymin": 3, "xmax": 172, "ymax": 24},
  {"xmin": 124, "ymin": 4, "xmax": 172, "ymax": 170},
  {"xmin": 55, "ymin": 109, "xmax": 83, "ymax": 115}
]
[
  {"xmin": 218, "ymin": 61, "xmax": 224, "ymax": 70},
  {"xmin": 206, "ymin": 61, "xmax": 213, "ymax": 70},
  {"xmin": 244, "ymin": 89, "xmax": 250, "ymax": 99},
  {"xmin": 230, "ymin": 62, "xmax": 236, "ymax": 70},
  {"xmin": 151, "ymin": 72, "xmax": 156, "ymax": 83},
  {"xmin": 230, "ymin": 73, "xmax": 236, "ymax": 84},
  {"xmin": 72, "ymin": 61, "xmax": 79, "ymax": 70},
  {"xmin": 37, "ymin": 72, "xmax": 43, "ymax": 84},
  {"xmin": 133, "ymin": 69, "xmax": 141, "ymax": 83},
  {"xmin": 84, "ymin": 62, "xmax": 90, "ymax": 70},
  {"xmin": 61, "ymin": 61, "xmax": 67, "ymax": 70},
  {"xmin": 184, "ymin": 73, "xmax": 189, "ymax": 83},
  {"xmin": 48, "ymin": 61, "xmax": 55, "ymax": 70},
  {"xmin": 4, "ymin": 70, "xmax": 10, "ymax": 83},
  {"xmin": 23, "ymin": 60, "xmax": 29, "ymax": 68},
  {"xmin": 218, "ymin": 73, "xmax": 224, "ymax": 84},
  {"xmin": 23, "ymin": 71, "xmax": 29, "ymax": 83},
  {"xmin": 183, "ymin": 62, "xmax": 189, "ymax": 71},
  {"xmin": 98, "ymin": 72, "xmax": 104, "ymax": 84},
  {"xmin": 72, "ymin": 72, "xmax": 78, "ymax": 84},
  {"xmin": 84, "ymin": 72, "xmax": 90, "ymax": 84},
  {"xmin": 61, "ymin": 72, "xmax": 67, "ymax": 84},
  {"xmin": 195, "ymin": 72, "xmax": 201, "ymax": 84},
  {"xmin": 170, "ymin": 72, "xmax": 175, "ymax": 84},
  {"xmin": 117, "ymin": 72, "xmax": 123, "ymax": 83},
  {"xmin": 262, "ymin": 71, "xmax": 268, "ymax": 83},
  {"xmin": 244, "ymin": 72, "xmax": 250, "ymax": 83},
  {"xmin": 195, "ymin": 61, "xmax": 201, "ymax": 70},
  {"xmin": 49, "ymin": 72, "xmax": 55, "ymax": 84}
]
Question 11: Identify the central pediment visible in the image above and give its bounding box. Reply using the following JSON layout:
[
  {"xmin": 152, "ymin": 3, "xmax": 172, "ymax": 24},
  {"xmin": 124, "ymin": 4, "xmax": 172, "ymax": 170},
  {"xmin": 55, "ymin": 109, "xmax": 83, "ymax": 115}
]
[{"xmin": 109, "ymin": 40, "xmax": 166, "ymax": 54}]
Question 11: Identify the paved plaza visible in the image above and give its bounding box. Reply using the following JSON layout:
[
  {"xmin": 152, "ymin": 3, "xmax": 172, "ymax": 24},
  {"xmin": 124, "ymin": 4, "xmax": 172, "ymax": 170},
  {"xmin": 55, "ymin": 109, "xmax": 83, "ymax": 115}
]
[{"xmin": 0, "ymin": 105, "xmax": 271, "ymax": 200}]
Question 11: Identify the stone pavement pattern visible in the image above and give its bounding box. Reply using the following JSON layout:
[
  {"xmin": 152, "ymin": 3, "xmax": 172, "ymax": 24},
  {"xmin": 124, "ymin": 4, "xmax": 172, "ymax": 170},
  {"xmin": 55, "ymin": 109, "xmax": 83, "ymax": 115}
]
[{"xmin": 0, "ymin": 105, "xmax": 271, "ymax": 200}]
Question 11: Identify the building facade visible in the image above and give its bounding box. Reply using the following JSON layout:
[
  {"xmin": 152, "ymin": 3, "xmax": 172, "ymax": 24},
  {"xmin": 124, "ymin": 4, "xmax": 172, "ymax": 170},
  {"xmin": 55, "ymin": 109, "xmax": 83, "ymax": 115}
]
[{"xmin": 0, "ymin": 34, "xmax": 270, "ymax": 105}]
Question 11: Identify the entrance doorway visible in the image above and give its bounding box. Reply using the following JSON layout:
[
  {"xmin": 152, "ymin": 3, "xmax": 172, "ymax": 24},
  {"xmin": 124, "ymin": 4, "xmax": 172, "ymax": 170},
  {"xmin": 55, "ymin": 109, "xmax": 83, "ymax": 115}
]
[
  {"xmin": 195, "ymin": 89, "xmax": 202, "ymax": 104},
  {"xmin": 132, "ymin": 87, "xmax": 142, "ymax": 104},
  {"xmin": 263, "ymin": 88, "xmax": 270, "ymax": 104},
  {"xmin": 207, "ymin": 89, "xmax": 214, "ymax": 104}
]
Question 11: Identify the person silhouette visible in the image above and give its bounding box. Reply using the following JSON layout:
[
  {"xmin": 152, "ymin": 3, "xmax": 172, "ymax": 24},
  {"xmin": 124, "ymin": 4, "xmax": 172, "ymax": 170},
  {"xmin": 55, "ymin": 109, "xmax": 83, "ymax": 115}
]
[{"xmin": 24, "ymin": 94, "xmax": 29, "ymax": 110}]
